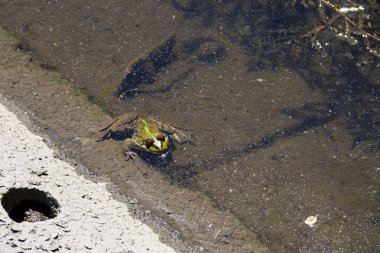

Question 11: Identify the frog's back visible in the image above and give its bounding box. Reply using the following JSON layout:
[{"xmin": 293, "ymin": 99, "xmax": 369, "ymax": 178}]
[{"xmin": 135, "ymin": 117, "xmax": 161, "ymax": 138}]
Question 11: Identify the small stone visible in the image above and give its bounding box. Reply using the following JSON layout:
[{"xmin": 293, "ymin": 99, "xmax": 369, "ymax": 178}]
[
  {"xmin": 31, "ymin": 167, "xmax": 48, "ymax": 176},
  {"xmin": 20, "ymin": 245, "xmax": 33, "ymax": 250},
  {"xmin": 24, "ymin": 209, "xmax": 49, "ymax": 222},
  {"xmin": 129, "ymin": 198, "xmax": 138, "ymax": 204},
  {"xmin": 51, "ymin": 232, "xmax": 59, "ymax": 239},
  {"xmin": 10, "ymin": 224, "xmax": 22, "ymax": 233},
  {"xmin": 304, "ymin": 215, "xmax": 318, "ymax": 227},
  {"xmin": 48, "ymin": 241, "xmax": 59, "ymax": 251},
  {"xmin": 18, "ymin": 237, "xmax": 27, "ymax": 242},
  {"xmin": 27, "ymin": 177, "xmax": 41, "ymax": 185},
  {"xmin": 84, "ymin": 242, "xmax": 95, "ymax": 249}
]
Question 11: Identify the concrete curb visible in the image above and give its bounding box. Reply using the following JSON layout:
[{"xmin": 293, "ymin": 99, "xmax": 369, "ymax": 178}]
[{"xmin": 0, "ymin": 100, "xmax": 176, "ymax": 252}]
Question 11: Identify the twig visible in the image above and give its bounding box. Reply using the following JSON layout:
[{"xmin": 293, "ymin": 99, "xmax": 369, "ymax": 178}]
[
  {"xmin": 320, "ymin": 0, "xmax": 380, "ymax": 42},
  {"xmin": 300, "ymin": 13, "xmax": 341, "ymax": 38},
  {"xmin": 213, "ymin": 229, "xmax": 222, "ymax": 239}
]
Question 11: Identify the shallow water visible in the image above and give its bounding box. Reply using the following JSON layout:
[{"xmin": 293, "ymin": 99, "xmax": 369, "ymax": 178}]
[{"xmin": 0, "ymin": 0, "xmax": 379, "ymax": 252}]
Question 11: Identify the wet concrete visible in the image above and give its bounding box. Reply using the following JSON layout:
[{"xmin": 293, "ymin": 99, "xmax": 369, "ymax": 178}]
[{"xmin": 0, "ymin": 0, "xmax": 379, "ymax": 252}]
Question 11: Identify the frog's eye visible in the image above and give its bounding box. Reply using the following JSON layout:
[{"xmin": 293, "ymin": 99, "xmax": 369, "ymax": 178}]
[
  {"xmin": 143, "ymin": 138, "xmax": 154, "ymax": 148},
  {"xmin": 155, "ymin": 133, "xmax": 165, "ymax": 141}
]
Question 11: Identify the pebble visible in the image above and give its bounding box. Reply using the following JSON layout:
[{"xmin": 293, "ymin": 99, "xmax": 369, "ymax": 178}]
[
  {"xmin": 10, "ymin": 224, "xmax": 22, "ymax": 233},
  {"xmin": 18, "ymin": 237, "xmax": 27, "ymax": 242},
  {"xmin": 48, "ymin": 241, "xmax": 60, "ymax": 251},
  {"xmin": 30, "ymin": 167, "xmax": 48, "ymax": 176},
  {"xmin": 27, "ymin": 177, "xmax": 41, "ymax": 185},
  {"xmin": 84, "ymin": 241, "xmax": 95, "ymax": 249},
  {"xmin": 52, "ymin": 232, "xmax": 59, "ymax": 239}
]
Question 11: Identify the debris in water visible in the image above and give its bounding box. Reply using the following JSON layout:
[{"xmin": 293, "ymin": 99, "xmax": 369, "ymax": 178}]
[{"xmin": 304, "ymin": 215, "xmax": 318, "ymax": 227}]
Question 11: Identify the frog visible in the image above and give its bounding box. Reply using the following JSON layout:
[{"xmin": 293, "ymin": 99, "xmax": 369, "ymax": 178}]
[{"xmin": 97, "ymin": 113, "xmax": 190, "ymax": 160}]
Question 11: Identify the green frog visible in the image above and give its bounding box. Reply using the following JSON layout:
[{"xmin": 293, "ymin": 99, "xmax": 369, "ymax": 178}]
[{"xmin": 97, "ymin": 113, "xmax": 189, "ymax": 160}]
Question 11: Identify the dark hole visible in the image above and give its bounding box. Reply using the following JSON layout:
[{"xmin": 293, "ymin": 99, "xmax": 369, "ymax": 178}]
[
  {"xmin": 15, "ymin": 43, "xmax": 32, "ymax": 53},
  {"xmin": 1, "ymin": 188, "xmax": 60, "ymax": 223}
]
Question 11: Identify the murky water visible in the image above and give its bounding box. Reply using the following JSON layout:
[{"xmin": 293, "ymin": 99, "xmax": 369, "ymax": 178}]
[{"xmin": 0, "ymin": 0, "xmax": 379, "ymax": 252}]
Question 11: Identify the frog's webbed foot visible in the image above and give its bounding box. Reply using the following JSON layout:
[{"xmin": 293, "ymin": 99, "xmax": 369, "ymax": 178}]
[
  {"xmin": 123, "ymin": 150, "xmax": 137, "ymax": 160},
  {"xmin": 152, "ymin": 119, "xmax": 192, "ymax": 144},
  {"xmin": 170, "ymin": 131, "xmax": 192, "ymax": 144},
  {"xmin": 122, "ymin": 138, "xmax": 137, "ymax": 160}
]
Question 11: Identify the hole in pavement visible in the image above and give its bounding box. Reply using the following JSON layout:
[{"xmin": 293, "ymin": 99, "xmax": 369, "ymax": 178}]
[{"xmin": 1, "ymin": 188, "xmax": 60, "ymax": 223}]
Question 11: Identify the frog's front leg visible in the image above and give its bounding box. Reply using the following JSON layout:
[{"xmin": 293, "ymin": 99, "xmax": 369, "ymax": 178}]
[{"xmin": 122, "ymin": 138, "xmax": 138, "ymax": 160}]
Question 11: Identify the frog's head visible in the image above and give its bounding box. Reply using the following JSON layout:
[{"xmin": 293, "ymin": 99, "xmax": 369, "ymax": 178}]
[{"xmin": 140, "ymin": 133, "xmax": 169, "ymax": 154}]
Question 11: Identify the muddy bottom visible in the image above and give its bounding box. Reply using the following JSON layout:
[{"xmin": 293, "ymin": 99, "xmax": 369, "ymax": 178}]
[
  {"xmin": 0, "ymin": 26, "xmax": 269, "ymax": 253},
  {"xmin": 0, "ymin": 1, "xmax": 379, "ymax": 252}
]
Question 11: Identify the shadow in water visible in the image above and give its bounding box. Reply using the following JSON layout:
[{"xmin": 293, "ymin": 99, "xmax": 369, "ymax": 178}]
[
  {"xmin": 116, "ymin": 36, "xmax": 226, "ymax": 97},
  {"xmin": 138, "ymin": 150, "xmax": 174, "ymax": 169},
  {"xmin": 164, "ymin": 0, "xmax": 380, "ymax": 184},
  {"xmin": 116, "ymin": 37, "xmax": 177, "ymax": 96},
  {"xmin": 284, "ymin": 50, "xmax": 380, "ymax": 153},
  {"xmin": 168, "ymin": 64, "xmax": 379, "ymax": 183},
  {"xmin": 105, "ymin": 0, "xmax": 379, "ymax": 185}
]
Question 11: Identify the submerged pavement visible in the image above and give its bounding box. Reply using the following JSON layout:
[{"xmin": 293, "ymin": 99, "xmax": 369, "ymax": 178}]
[{"xmin": 0, "ymin": 99, "xmax": 176, "ymax": 252}]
